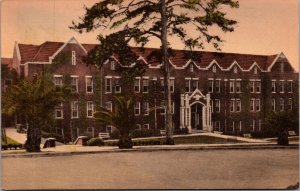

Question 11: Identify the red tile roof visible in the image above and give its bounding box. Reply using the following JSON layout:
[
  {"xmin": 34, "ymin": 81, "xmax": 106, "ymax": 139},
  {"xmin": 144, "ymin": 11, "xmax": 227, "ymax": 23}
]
[
  {"xmin": 17, "ymin": 41, "xmax": 279, "ymax": 70},
  {"xmin": 1, "ymin": 58, "xmax": 13, "ymax": 68}
]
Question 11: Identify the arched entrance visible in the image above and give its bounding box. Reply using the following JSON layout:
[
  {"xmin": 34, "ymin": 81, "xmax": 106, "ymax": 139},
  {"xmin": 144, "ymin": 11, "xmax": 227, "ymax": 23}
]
[{"xmin": 190, "ymin": 102, "xmax": 203, "ymax": 130}]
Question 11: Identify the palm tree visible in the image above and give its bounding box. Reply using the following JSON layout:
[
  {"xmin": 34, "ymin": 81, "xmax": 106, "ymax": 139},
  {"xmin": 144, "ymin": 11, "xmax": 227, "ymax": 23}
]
[
  {"xmin": 94, "ymin": 96, "xmax": 135, "ymax": 149},
  {"xmin": 2, "ymin": 74, "xmax": 64, "ymax": 152}
]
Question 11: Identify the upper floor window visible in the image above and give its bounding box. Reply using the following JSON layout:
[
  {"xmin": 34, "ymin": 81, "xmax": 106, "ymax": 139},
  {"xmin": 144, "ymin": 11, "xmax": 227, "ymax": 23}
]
[
  {"xmin": 134, "ymin": 102, "xmax": 140, "ymax": 116},
  {"xmin": 143, "ymin": 102, "xmax": 149, "ymax": 115},
  {"xmin": 288, "ymin": 80, "xmax": 293, "ymax": 93},
  {"xmin": 288, "ymin": 98, "xmax": 292, "ymax": 110},
  {"xmin": 160, "ymin": 100, "xmax": 166, "ymax": 114},
  {"xmin": 71, "ymin": 101, "xmax": 78, "ymax": 118},
  {"xmin": 250, "ymin": 80, "xmax": 261, "ymax": 93},
  {"xmin": 230, "ymin": 99, "xmax": 241, "ymax": 112},
  {"xmin": 114, "ymin": 78, "xmax": 121, "ymax": 93},
  {"xmin": 233, "ymin": 66, "xmax": 238, "ymax": 73},
  {"xmin": 170, "ymin": 79, "xmax": 175, "ymax": 93},
  {"xmin": 55, "ymin": 102, "xmax": 63, "ymax": 119},
  {"xmin": 160, "ymin": 78, "xmax": 165, "ymax": 92},
  {"xmin": 256, "ymin": 81, "xmax": 261, "ymax": 93},
  {"xmin": 87, "ymin": 101, "xmax": 95, "ymax": 118},
  {"xmin": 215, "ymin": 99, "xmax": 220, "ymax": 113},
  {"xmin": 190, "ymin": 64, "xmax": 194, "ymax": 72},
  {"xmin": 105, "ymin": 78, "xmax": 112, "ymax": 93},
  {"xmin": 143, "ymin": 124, "xmax": 150, "ymax": 130},
  {"xmin": 229, "ymin": 80, "xmax": 235, "ymax": 93},
  {"xmin": 72, "ymin": 51, "xmax": 76, "ymax": 65},
  {"xmin": 250, "ymin": 98, "xmax": 260, "ymax": 112},
  {"xmin": 71, "ymin": 76, "xmax": 78, "ymax": 93},
  {"xmin": 86, "ymin": 76, "xmax": 93, "ymax": 93},
  {"xmin": 272, "ymin": 99, "xmax": 276, "ymax": 111},
  {"xmin": 185, "ymin": 79, "xmax": 190, "ymax": 92},
  {"xmin": 272, "ymin": 80, "xmax": 276, "ymax": 93},
  {"xmin": 192, "ymin": 80, "xmax": 198, "ymax": 91},
  {"xmin": 215, "ymin": 79, "xmax": 221, "ymax": 93},
  {"xmin": 230, "ymin": 99, "xmax": 235, "ymax": 112},
  {"xmin": 134, "ymin": 78, "xmax": 140, "ymax": 93},
  {"xmin": 280, "ymin": 63, "xmax": 284, "ymax": 73},
  {"xmin": 54, "ymin": 75, "xmax": 63, "ymax": 92},
  {"xmin": 143, "ymin": 79, "xmax": 149, "ymax": 93},
  {"xmin": 279, "ymin": 80, "xmax": 284, "ymax": 93},
  {"xmin": 208, "ymin": 79, "xmax": 213, "ymax": 93},
  {"xmin": 254, "ymin": 67, "xmax": 257, "ymax": 74},
  {"xmin": 255, "ymin": 99, "xmax": 261, "ymax": 112},
  {"xmin": 236, "ymin": 80, "xmax": 241, "ymax": 93},
  {"xmin": 236, "ymin": 99, "xmax": 241, "ymax": 112},
  {"xmin": 111, "ymin": 60, "xmax": 116, "ymax": 70},
  {"xmin": 213, "ymin": 65, "xmax": 216, "ymax": 73}
]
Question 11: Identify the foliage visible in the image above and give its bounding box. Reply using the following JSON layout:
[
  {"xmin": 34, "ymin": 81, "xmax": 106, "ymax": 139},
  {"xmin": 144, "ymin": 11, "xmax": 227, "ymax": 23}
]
[
  {"xmin": 2, "ymin": 74, "xmax": 64, "ymax": 152},
  {"xmin": 130, "ymin": 129, "xmax": 161, "ymax": 138},
  {"xmin": 110, "ymin": 130, "xmax": 121, "ymax": 139},
  {"xmin": 41, "ymin": 131, "xmax": 70, "ymax": 143},
  {"xmin": 266, "ymin": 111, "xmax": 298, "ymax": 145},
  {"xmin": 71, "ymin": 0, "xmax": 239, "ymax": 142},
  {"xmin": 94, "ymin": 96, "xmax": 135, "ymax": 148},
  {"xmin": 1, "ymin": 137, "xmax": 23, "ymax": 150},
  {"xmin": 87, "ymin": 137, "xmax": 105, "ymax": 146},
  {"xmin": 173, "ymin": 127, "xmax": 189, "ymax": 135}
]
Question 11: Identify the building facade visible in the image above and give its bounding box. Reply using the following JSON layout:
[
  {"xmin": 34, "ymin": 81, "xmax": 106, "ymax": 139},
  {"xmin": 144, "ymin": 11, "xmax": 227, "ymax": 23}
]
[{"xmin": 12, "ymin": 37, "xmax": 299, "ymax": 140}]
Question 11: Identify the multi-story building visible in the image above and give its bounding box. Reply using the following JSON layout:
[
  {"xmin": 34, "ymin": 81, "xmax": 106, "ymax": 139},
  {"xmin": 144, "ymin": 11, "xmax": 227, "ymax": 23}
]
[{"xmin": 12, "ymin": 37, "xmax": 298, "ymax": 140}]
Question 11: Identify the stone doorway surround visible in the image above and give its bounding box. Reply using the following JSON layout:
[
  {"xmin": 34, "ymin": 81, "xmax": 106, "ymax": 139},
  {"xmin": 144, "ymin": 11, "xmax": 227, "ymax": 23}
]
[{"xmin": 180, "ymin": 89, "xmax": 212, "ymax": 132}]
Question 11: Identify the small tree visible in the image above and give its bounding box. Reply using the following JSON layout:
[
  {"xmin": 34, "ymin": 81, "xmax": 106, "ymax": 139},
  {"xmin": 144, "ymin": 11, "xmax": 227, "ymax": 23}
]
[
  {"xmin": 2, "ymin": 74, "xmax": 64, "ymax": 152},
  {"xmin": 94, "ymin": 96, "xmax": 135, "ymax": 149},
  {"xmin": 266, "ymin": 111, "xmax": 298, "ymax": 145}
]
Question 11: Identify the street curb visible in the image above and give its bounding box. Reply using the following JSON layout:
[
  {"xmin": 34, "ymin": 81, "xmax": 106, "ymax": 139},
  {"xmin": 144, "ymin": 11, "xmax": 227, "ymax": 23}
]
[{"xmin": 2, "ymin": 144, "xmax": 298, "ymax": 158}]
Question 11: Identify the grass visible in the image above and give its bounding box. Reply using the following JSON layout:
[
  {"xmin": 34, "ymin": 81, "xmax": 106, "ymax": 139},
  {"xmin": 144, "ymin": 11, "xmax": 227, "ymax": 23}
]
[
  {"xmin": 2, "ymin": 136, "xmax": 21, "ymax": 145},
  {"xmin": 104, "ymin": 134, "xmax": 243, "ymax": 146}
]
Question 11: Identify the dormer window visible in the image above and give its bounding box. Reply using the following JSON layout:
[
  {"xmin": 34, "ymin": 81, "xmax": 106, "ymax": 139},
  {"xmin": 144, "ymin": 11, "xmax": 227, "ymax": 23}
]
[
  {"xmin": 190, "ymin": 64, "xmax": 194, "ymax": 72},
  {"xmin": 111, "ymin": 60, "xmax": 116, "ymax": 70},
  {"xmin": 72, "ymin": 51, "xmax": 76, "ymax": 65},
  {"xmin": 254, "ymin": 67, "xmax": 257, "ymax": 74},
  {"xmin": 234, "ymin": 66, "xmax": 237, "ymax": 73},
  {"xmin": 213, "ymin": 65, "xmax": 216, "ymax": 73}
]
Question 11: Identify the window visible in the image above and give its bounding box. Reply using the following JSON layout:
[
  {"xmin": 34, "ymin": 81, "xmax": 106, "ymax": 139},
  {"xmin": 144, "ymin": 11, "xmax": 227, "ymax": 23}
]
[
  {"xmin": 280, "ymin": 98, "xmax": 284, "ymax": 111},
  {"xmin": 215, "ymin": 79, "xmax": 221, "ymax": 93},
  {"xmin": 105, "ymin": 102, "xmax": 112, "ymax": 112},
  {"xmin": 229, "ymin": 80, "xmax": 235, "ymax": 93},
  {"xmin": 143, "ymin": 124, "xmax": 150, "ymax": 129},
  {"xmin": 232, "ymin": 121, "xmax": 235, "ymax": 131},
  {"xmin": 280, "ymin": 80, "xmax": 284, "ymax": 93},
  {"xmin": 256, "ymin": 81, "xmax": 261, "ymax": 93},
  {"xmin": 255, "ymin": 99, "xmax": 260, "ymax": 112},
  {"xmin": 71, "ymin": 77, "xmax": 78, "ymax": 93},
  {"xmin": 143, "ymin": 79, "xmax": 149, "ymax": 93},
  {"xmin": 236, "ymin": 80, "xmax": 241, "ymax": 93},
  {"xmin": 185, "ymin": 79, "xmax": 190, "ymax": 92},
  {"xmin": 55, "ymin": 103, "xmax": 63, "ymax": 119},
  {"xmin": 250, "ymin": 99, "xmax": 255, "ymax": 112},
  {"xmin": 192, "ymin": 80, "xmax": 198, "ymax": 91},
  {"xmin": 106, "ymin": 126, "xmax": 112, "ymax": 133},
  {"xmin": 258, "ymin": 120, "xmax": 262, "ymax": 131},
  {"xmin": 135, "ymin": 124, "xmax": 141, "ymax": 130},
  {"xmin": 213, "ymin": 65, "xmax": 216, "ymax": 73},
  {"xmin": 160, "ymin": 100, "xmax": 166, "ymax": 114},
  {"xmin": 190, "ymin": 64, "xmax": 194, "ymax": 72},
  {"xmin": 250, "ymin": 81, "xmax": 255, "ymax": 93},
  {"xmin": 134, "ymin": 78, "xmax": 140, "ymax": 93},
  {"xmin": 214, "ymin": 121, "xmax": 220, "ymax": 131},
  {"xmin": 230, "ymin": 99, "xmax": 235, "ymax": 112},
  {"xmin": 134, "ymin": 102, "xmax": 140, "ymax": 116},
  {"xmin": 288, "ymin": 81, "xmax": 293, "ymax": 93},
  {"xmin": 143, "ymin": 102, "xmax": 149, "ymax": 115},
  {"xmin": 272, "ymin": 99, "xmax": 276, "ymax": 111},
  {"xmin": 238, "ymin": 121, "xmax": 242, "ymax": 131},
  {"xmin": 86, "ymin": 76, "xmax": 93, "ymax": 93},
  {"xmin": 105, "ymin": 78, "xmax": 112, "ymax": 93},
  {"xmin": 72, "ymin": 51, "xmax": 76, "ymax": 65},
  {"xmin": 272, "ymin": 80, "xmax": 276, "ymax": 93},
  {"xmin": 114, "ymin": 78, "xmax": 121, "ymax": 93},
  {"xmin": 208, "ymin": 79, "xmax": 213, "ymax": 93},
  {"xmin": 71, "ymin": 101, "xmax": 78, "ymax": 118},
  {"xmin": 111, "ymin": 60, "xmax": 116, "ymax": 70},
  {"xmin": 234, "ymin": 66, "xmax": 237, "ymax": 73},
  {"xmin": 170, "ymin": 79, "xmax": 175, "ymax": 92},
  {"xmin": 236, "ymin": 99, "xmax": 241, "ymax": 112},
  {"xmin": 251, "ymin": 120, "xmax": 255, "ymax": 132},
  {"xmin": 280, "ymin": 63, "xmax": 284, "ymax": 73},
  {"xmin": 54, "ymin": 75, "xmax": 63, "ymax": 91},
  {"xmin": 87, "ymin": 101, "xmax": 94, "ymax": 118},
  {"xmin": 160, "ymin": 78, "xmax": 165, "ymax": 92},
  {"xmin": 288, "ymin": 98, "xmax": 292, "ymax": 110},
  {"xmin": 254, "ymin": 67, "xmax": 257, "ymax": 74},
  {"xmin": 215, "ymin": 99, "xmax": 220, "ymax": 112}
]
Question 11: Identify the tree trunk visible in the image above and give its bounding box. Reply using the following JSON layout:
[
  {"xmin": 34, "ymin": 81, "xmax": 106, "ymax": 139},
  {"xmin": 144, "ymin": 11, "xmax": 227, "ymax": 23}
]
[
  {"xmin": 25, "ymin": 124, "xmax": 41, "ymax": 152},
  {"xmin": 160, "ymin": 0, "xmax": 174, "ymax": 145}
]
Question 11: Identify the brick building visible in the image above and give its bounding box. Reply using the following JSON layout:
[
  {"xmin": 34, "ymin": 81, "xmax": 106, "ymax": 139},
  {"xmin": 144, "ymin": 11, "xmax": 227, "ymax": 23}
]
[{"xmin": 12, "ymin": 37, "xmax": 298, "ymax": 140}]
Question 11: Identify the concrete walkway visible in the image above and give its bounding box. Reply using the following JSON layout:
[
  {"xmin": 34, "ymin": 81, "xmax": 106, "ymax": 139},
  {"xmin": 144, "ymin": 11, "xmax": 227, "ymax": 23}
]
[{"xmin": 4, "ymin": 127, "xmax": 27, "ymax": 144}]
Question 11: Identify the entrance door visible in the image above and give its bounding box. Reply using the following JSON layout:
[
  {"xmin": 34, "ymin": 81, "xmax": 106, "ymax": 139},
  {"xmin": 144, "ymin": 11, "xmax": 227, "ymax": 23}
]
[{"xmin": 191, "ymin": 103, "xmax": 203, "ymax": 130}]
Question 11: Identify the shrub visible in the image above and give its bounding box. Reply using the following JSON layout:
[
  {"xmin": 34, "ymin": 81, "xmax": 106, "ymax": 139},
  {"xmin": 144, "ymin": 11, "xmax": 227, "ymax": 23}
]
[
  {"xmin": 130, "ymin": 129, "xmax": 161, "ymax": 138},
  {"xmin": 251, "ymin": 129, "xmax": 277, "ymax": 138},
  {"xmin": 87, "ymin": 137, "xmax": 104, "ymax": 146},
  {"xmin": 133, "ymin": 139, "xmax": 161, "ymax": 146},
  {"xmin": 110, "ymin": 130, "xmax": 120, "ymax": 139},
  {"xmin": 174, "ymin": 127, "xmax": 189, "ymax": 135}
]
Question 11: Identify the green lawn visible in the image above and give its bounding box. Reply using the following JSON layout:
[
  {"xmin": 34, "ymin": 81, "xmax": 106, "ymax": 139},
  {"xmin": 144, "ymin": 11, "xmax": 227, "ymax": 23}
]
[{"xmin": 2, "ymin": 136, "xmax": 21, "ymax": 145}]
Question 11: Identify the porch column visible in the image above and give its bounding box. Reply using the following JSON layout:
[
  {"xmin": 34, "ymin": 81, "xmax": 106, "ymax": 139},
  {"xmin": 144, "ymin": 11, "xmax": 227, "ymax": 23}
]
[
  {"xmin": 180, "ymin": 94, "xmax": 185, "ymax": 129},
  {"xmin": 185, "ymin": 94, "xmax": 191, "ymax": 131},
  {"xmin": 202, "ymin": 106, "xmax": 207, "ymax": 131},
  {"xmin": 206, "ymin": 93, "xmax": 212, "ymax": 132}
]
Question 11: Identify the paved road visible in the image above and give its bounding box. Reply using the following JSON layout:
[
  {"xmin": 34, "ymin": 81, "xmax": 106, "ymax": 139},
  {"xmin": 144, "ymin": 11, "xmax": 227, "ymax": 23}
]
[{"xmin": 2, "ymin": 149, "xmax": 298, "ymax": 189}]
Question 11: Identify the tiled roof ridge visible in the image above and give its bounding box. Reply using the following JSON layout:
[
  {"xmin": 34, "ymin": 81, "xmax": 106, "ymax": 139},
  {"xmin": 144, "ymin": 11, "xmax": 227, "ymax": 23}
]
[{"xmin": 31, "ymin": 42, "xmax": 48, "ymax": 62}]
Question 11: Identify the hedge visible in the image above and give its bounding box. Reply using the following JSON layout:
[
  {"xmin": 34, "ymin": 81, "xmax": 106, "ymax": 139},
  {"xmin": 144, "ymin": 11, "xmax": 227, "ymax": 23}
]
[{"xmin": 87, "ymin": 137, "xmax": 104, "ymax": 146}]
